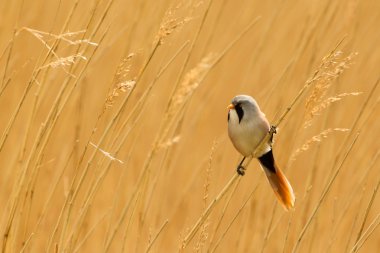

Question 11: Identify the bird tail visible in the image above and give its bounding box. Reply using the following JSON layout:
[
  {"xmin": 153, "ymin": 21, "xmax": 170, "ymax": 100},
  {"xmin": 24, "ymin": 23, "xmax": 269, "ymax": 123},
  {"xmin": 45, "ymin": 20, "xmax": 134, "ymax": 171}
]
[{"xmin": 258, "ymin": 150, "xmax": 295, "ymax": 210}]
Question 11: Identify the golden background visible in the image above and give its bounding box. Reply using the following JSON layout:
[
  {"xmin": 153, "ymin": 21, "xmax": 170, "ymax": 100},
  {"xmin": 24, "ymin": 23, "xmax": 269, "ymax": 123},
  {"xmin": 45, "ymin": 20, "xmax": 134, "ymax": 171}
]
[{"xmin": 0, "ymin": 0, "xmax": 379, "ymax": 252}]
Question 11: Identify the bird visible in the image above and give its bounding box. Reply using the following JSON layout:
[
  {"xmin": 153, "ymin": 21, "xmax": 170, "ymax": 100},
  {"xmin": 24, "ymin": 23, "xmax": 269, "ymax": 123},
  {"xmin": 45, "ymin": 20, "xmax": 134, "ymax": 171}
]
[{"xmin": 227, "ymin": 95, "xmax": 295, "ymax": 210}]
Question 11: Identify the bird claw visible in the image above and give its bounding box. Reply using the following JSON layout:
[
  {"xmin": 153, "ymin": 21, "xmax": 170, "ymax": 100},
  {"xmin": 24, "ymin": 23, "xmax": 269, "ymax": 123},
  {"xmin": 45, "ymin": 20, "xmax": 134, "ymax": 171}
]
[
  {"xmin": 269, "ymin": 125, "xmax": 277, "ymax": 144},
  {"xmin": 237, "ymin": 165, "xmax": 246, "ymax": 176},
  {"xmin": 270, "ymin": 125, "xmax": 277, "ymax": 134}
]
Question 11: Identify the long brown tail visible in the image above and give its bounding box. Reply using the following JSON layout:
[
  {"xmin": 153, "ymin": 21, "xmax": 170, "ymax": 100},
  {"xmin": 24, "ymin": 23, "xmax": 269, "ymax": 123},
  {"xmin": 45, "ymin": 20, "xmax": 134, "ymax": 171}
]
[{"xmin": 258, "ymin": 150, "xmax": 295, "ymax": 210}]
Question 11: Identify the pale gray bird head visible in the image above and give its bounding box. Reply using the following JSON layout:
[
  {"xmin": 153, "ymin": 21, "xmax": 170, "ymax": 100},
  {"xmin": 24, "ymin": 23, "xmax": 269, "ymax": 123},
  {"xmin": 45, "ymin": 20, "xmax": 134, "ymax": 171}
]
[{"xmin": 227, "ymin": 95, "xmax": 262, "ymax": 123}]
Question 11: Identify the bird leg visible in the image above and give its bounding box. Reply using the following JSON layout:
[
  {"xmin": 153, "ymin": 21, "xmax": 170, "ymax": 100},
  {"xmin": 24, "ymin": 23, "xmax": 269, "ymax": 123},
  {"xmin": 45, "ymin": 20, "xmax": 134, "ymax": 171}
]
[{"xmin": 236, "ymin": 157, "xmax": 246, "ymax": 176}]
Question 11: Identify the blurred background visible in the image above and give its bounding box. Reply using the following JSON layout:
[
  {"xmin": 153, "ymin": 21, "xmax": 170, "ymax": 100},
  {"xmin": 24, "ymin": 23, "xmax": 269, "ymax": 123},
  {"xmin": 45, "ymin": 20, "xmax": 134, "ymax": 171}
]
[{"xmin": 0, "ymin": 0, "xmax": 379, "ymax": 252}]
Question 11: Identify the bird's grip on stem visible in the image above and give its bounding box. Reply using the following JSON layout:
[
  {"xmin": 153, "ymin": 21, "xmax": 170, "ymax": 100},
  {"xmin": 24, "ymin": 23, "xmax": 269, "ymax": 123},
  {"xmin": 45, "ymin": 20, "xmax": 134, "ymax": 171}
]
[
  {"xmin": 269, "ymin": 125, "xmax": 277, "ymax": 144},
  {"xmin": 270, "ymin": 125, "xmax": 277, "ymax": 134},
  {"xmin": 237, "ymin": 164, "xmax": 246, "ymax": 176},
  {"xmin": 236, "ymin": 157, "xmax": 246, "ymax": 176}
]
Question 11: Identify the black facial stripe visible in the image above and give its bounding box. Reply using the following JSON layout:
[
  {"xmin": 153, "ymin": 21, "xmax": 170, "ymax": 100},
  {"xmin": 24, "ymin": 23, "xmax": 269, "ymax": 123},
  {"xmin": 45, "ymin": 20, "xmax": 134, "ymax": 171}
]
[
  {"xmin": 258, "ymin": 149, "xmax": 276, "ymax": 173},
  {"xmin": 227, "ymin": 111, "xmax": 230, "ymax": 121},
  {"xmin": 235, "ymin": 104, "xmax": 244, "ymax": 123}
]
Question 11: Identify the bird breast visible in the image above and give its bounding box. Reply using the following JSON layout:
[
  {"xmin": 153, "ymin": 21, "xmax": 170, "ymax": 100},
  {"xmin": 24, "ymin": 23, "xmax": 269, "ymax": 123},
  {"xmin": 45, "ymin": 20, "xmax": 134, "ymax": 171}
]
[{"xmin": 228, "ymin": 109, "xmax": 270, "ymax": 157}]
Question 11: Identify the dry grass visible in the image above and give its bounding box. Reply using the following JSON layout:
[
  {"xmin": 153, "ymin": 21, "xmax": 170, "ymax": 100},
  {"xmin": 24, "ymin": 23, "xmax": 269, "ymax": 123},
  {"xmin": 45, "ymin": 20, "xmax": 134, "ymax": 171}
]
[{"xmin": 1, "ymin": 0, "xmax": 380, "ymax": 252}]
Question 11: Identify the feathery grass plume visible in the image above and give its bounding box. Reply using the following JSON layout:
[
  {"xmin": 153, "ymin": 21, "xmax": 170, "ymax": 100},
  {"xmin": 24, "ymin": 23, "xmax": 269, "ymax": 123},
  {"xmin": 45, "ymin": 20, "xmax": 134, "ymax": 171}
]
[
  {"xmin": 309, "ymin": 92, "xmax": 362, "ymax": 117},
  {"xmin": 20, "ymin": 28, "xmax": 98, "ymax": 46},
  {"xmin": 18, "ymin": 28, "xmax": 97, "ymax": 56},
  {"xmin": 17, "ymin": 28, "xmax": 97, "ymax": 76},
  {"xmin": 290, "ymin": 128, "xmax": 349, "ymax": 162},
  {"xmin": 304, "ymin": 51, "xmax": 358, "ymax": 127},
  {"xmin": 105, "ymin": 53, "xmax": 137, "ymax": 108},
  {"xmin": 157, "ymin": 135, "xmax": 181, "ymax": 150},
  {"xmin": 171, "ymin": 53, "xmax": 215, "ymax": 109},
  {"xmin": 39, "ymin": 53, "xmax": 87, "ymax": 69},
  {"xmin": 154, "ymin": 1, "xmax": 192, "ymax": 46},
  {"xmin": 159, "ymin": 53, "xmax": 216, "ymax": 145}
]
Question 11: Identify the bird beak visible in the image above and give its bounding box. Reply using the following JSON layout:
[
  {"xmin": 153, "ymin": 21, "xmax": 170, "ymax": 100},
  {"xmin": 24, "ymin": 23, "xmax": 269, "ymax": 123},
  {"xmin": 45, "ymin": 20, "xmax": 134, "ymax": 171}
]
[{"xmin": 227, "ymin": 104, "xmax": 235, "ymax": 110}]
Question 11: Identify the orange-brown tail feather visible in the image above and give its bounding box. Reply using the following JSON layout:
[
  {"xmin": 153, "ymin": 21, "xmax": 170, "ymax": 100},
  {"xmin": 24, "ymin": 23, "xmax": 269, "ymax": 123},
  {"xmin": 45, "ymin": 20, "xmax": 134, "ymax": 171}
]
[
  {"xmin": 258, "ymin": 150, "xmax": 295, "ymax": 210},
  {"xmin": 263, "ymin": 165, "xmax": 295, "ymax": 210}
]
